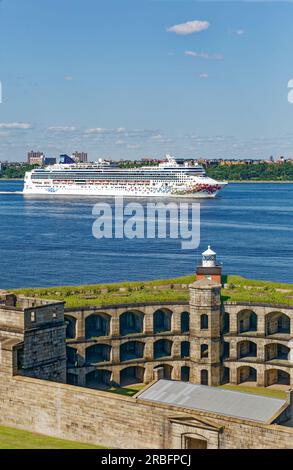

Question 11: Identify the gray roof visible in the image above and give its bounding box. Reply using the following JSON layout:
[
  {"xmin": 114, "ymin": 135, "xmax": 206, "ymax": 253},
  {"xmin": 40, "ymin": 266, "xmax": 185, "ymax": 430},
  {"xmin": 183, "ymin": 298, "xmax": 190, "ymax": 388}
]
[{"xmin": 138, "ymin": 380, "xmax": 287, "ymax": 423}]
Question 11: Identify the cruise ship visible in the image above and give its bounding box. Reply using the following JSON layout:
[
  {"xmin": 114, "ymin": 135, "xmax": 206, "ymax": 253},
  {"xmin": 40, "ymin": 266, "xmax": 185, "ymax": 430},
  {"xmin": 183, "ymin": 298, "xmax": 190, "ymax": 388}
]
[{"xmin": 23, "ymin": 155, "xmax": 227, "ymax": 197}]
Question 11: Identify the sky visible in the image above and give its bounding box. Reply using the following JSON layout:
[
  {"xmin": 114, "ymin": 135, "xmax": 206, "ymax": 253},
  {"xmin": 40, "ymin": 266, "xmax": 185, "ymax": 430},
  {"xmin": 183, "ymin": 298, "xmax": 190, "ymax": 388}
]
[{"xmin": 1, "ymin": 0, "xmax": 293, "ymax": 161}]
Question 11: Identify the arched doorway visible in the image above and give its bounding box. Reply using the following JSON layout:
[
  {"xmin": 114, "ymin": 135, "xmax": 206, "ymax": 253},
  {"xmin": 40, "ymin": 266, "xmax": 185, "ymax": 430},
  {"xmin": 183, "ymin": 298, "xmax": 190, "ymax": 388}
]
[
  {"xmin": 153, "ymin": 364, "xmax": 173, "ymax": 380},
  {"xmin": 221, "ymin": 367, "xmax": 230, "ymax": 385},
  {"xmin": 120, "ymin": 366, "xmax": 145, "ymax": 386},
  {"xmin": 237, "ymin": 310, "xmax": 257, "ymax": 334},
  {"xmin": 181, "ymin": 366, "xmax": 190, "ymax": 382},
  {"xmin": 266, "ymin": 369, "xmax": 290, "ymax": 386},
  {"xmin": 85, "ymin": 369, "xmax": 112, "ymax": 389},
  {"xmin": 266, "ymin": 312, "xmax": 290, "ymax": 336},
  {"xmin": 237, "ymin": 340, "xmax": 257, "ymax": 360},
  {"xmin": 265, "ymin": 343, "xmax": 290, "ymax": 361},
  {"xmin": 200, "ymin": 369, "xmax": 208, "ymax": 385},
  {"xmin": 237, "ymin": 366, "xmax": 257, "ymax": 384},
  {"xmin": 184, "ymin": 434, "xmax": 207, "ymax": 449}
]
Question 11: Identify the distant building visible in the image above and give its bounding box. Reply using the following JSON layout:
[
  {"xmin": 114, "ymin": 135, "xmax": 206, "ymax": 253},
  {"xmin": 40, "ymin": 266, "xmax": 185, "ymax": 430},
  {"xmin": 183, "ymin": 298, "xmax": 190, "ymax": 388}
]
[
  {"xmin": 43, "ymin": 157, "xmax": 56, "ymax": 166},
  {"xmin": 71, "ymin": 151, "xmax": 88, "ymax": 163},
  {"xmin": 27, "ymin": 150, "xmax": 44, "ymax": 166}
]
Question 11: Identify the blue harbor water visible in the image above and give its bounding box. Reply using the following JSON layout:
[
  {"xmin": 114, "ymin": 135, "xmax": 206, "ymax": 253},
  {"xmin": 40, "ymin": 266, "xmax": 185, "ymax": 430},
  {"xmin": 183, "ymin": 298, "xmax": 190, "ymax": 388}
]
[{"xmin": 0, "ymin": 180, "xmax": 293, "ymax": 288}]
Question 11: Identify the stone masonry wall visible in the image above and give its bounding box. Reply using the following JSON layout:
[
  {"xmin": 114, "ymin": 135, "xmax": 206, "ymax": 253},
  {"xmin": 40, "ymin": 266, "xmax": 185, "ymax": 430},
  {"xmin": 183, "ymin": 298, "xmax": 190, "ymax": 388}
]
[{"xmin": 0, "ymin": 373, "xmax": 293, "ymax": 449}]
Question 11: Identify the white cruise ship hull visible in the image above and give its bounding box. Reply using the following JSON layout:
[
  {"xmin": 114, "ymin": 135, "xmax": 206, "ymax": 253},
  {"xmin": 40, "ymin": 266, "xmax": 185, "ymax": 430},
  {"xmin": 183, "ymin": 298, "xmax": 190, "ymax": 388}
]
[{"xmin": 23, "ymin": 183, "xmax": 225, "ymax": 198}]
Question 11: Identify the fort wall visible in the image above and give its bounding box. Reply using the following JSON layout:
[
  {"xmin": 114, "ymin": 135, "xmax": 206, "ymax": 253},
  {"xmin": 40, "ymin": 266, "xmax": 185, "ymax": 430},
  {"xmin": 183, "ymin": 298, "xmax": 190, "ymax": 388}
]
[{"xmin": 0, "ymin": 374, "xmax": 292, "ymax": 448}]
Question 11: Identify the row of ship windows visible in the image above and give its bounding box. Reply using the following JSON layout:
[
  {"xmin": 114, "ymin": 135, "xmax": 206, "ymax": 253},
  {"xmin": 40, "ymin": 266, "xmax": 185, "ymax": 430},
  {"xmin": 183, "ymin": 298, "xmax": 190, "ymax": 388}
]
[{"xmin": 31, "ymin": 176, "xmax": 187, "ymax": 181}]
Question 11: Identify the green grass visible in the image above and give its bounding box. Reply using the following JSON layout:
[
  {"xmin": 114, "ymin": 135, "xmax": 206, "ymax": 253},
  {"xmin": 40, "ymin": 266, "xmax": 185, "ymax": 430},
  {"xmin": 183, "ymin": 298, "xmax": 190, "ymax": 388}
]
[
  {"xmin": 12, "ymin": 275, "xmax": 194, "ymax": 308},
  {"xmin": 12, "ymin": 274, "xmax": 293, "ymax": 308},
  {"xmin": 105, "ymin": 384, "xmax": 145, "ymax": 397},
  {"xmin": 221, "ymin": 275, "xmax": 293, "ymax": 306},
  {"xmin": 0, "ymin": 425, "xmax": 105, "ymax": 449},
  {"xmin": 219, "ymin": 384, "xmax": 287, "ymax": 400}
]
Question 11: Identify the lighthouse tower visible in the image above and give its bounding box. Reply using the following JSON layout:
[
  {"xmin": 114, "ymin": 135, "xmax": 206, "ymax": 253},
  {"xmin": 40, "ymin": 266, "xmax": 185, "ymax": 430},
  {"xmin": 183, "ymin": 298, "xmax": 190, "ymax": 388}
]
[
  {"xmin": 189, "ymin": 246, "xmax": 223, "ymax": 386},
  {"xmin": 196, "ymin": 245, "xmax": 222, "ymax": 284}
]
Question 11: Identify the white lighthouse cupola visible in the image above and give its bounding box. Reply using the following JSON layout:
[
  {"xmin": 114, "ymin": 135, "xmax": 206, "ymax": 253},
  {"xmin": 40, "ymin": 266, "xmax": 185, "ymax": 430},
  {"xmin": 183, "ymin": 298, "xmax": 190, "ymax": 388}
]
[
  {"xmin": 202, "ymin": 245, "xmax": 217, "ymax": 267},
  {"xmin": 196, "ymin": 244, "xmax": 222, "ymax": 283}
]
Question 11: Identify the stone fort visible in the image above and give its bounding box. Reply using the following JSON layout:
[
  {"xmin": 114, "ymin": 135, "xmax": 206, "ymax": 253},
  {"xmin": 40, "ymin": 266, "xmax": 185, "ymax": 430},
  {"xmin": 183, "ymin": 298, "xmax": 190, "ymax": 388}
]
[{"xmin": 1, "ymin": 247, "xmax": 293, "ymax": 449}]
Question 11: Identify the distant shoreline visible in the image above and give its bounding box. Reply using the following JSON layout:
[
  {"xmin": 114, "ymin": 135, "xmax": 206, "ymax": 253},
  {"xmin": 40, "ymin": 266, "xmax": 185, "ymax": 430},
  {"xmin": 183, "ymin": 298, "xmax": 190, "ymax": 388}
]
[
  {"xmin": 1, "ymin": 178, "xmax": 293, "ymax": 184},
  {"xmin": 226, "ymin": 180, "xmax": 293, "ymax": 183}
]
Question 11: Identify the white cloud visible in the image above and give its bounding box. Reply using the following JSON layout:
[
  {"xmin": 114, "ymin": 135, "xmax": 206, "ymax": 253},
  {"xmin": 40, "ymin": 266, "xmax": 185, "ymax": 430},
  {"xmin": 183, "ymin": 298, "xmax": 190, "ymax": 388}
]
[
  {"xmin": 185, "ymin": 51, "xmax": 223, "ymax": 60},
  {"xmin": 85, "ymin": 127, "xmax": 125, "ymax": 135},
  {"xmin": 167, "ymin": 20, "xmax": 210, "ymax": 36},
  {"xmin": 85, "ymin": 127, "xmax": 112, "ymax": 135},
  {"xmin": 199, "ymin": 73, "xmax": 209, "ymax": 79},
  {"xmin": 0, "ymin": 122, "xmax": 32, "ymax": 129},
  {"xmin": 64, "ymin": 75, "xmax": 73, "ymax": 81},
  {"xmin": 48, "ymin": 126, "xmax": 77, "ymax": 132}
]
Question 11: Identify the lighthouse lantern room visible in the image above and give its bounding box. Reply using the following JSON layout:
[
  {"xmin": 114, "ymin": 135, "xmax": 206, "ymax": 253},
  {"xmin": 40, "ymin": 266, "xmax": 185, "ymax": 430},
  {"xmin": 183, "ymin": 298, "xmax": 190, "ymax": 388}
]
[{"xmin": 196, "ymin": 245, "xmax": 222, "ymax": 283}]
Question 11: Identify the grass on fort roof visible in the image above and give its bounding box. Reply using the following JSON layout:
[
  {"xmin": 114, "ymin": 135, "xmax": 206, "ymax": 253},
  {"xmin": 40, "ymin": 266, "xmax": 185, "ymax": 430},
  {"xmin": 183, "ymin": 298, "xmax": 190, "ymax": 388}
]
[
  {"xmin": 0, "ymin": 425, "xmax": 105, "ymax": 449},
  {"xmin": 12, "ymin": 274, "xmax": 293, "ymax": 308}
]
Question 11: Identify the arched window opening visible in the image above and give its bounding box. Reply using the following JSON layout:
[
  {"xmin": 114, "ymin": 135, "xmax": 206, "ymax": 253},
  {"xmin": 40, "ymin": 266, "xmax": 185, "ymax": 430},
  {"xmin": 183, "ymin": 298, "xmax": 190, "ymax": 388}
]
[
  {"xmin": 85, "ymin": 314, "xmax": 110, "ymax": 339},
  {"xmin": 154, "ymin": 339, "xmax": 172, "ymax": 359},
  {"xmin": 120, "ymin": 311, "xmax": 144, "ymax": 336},
  {"xmin": 200, "ymin": 344, "xmax": 209, "ymax": 359},
  {"xmin": 120, "ymin": 341, "xmax": 145, "ymax": 362},
  {"xmin": 65, "ymin": 315, "xmax": 76, "ymax": 339},
  {"xmin": 85, "ymin": 344, "xmax": 111, "ymax": 364},
  {"xmin": 181, "ymin": 312, "xmax": 190, "ymax": 333},
  {"xmin": 200, "ymin": 314, "xmax": 208, "ymax": 330},
  {"xmin": 181, "ymin": 341, "xmax": 190, "ymax": 358},
  {"xmin": 154, "ymin": 309, "xmax": 172, "ymax": 333}
]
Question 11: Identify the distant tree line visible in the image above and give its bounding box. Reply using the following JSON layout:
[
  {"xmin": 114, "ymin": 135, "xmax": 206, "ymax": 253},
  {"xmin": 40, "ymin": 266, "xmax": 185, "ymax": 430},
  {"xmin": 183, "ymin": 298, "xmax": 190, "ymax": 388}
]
[
  {"xmin": 0, "ymin": 164, "xmax": 38, "ymax": 179},
  {"xmin": 1, "ymin": 161, "xmax": 293, "ymax": 181},
  {"xmin": 205, "ymin": 162, "xmax": 293, "ymax": 181}
]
